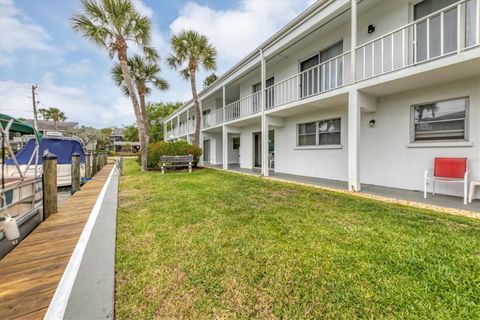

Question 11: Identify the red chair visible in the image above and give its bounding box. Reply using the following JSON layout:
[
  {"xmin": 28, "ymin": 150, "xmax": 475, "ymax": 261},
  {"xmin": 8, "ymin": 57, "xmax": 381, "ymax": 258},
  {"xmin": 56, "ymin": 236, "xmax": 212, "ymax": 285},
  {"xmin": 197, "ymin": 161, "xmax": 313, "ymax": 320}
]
[{"xmin": 424, "ymin": 157, "xmax": 469, "ymax": 204}]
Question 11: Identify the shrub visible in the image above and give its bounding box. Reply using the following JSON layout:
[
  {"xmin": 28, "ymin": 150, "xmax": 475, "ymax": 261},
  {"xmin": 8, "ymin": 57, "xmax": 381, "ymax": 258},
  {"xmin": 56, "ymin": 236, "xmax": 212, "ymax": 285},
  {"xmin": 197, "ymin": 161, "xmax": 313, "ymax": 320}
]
[
  {"xmin": 109, "ymin": 150, "xmax": 116, "ymax": 156},
  {"xmin": 147, "ymin": 140, "xmax": 202, "ymax": 168}
]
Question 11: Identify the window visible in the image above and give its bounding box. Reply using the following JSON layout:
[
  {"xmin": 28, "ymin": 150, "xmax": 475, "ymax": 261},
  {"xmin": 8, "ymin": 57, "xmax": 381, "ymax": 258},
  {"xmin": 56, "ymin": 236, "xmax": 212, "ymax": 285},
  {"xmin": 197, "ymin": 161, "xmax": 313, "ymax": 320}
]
[
  {"xmin": 318, "ymin": 118, "xmax": 341, "ymax": 145},
  {"xmin": 233, "ymin": 137, "xmax": 240, "ymax": 150},
  {"xmin": 297, "ymin": 118, "xmax": 341, "ymax": 146},
  {"xmin": 298, "ymin": 122, "xmax": 316, "ymax": 146},
  {"xmin": 411, "ymin": 97, "xmax": 468, "ymax": 142}
]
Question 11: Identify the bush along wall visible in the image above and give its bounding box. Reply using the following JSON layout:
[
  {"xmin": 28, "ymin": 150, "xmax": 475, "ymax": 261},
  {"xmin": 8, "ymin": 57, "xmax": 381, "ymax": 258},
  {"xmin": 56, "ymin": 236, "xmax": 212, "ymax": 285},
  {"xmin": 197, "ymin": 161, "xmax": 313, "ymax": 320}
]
[{"xmin": 147, "ymin": 140, "xmax": 202, "ymax": 169}]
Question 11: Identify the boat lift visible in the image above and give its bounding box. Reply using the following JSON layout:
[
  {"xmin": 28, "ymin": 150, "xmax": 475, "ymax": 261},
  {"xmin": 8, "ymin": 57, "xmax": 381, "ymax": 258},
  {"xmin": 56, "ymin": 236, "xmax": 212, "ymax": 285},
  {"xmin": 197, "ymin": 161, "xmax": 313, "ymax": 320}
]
[{"xmin": 0, "ymin": 114, "xmax": 42, "ymax": 248}]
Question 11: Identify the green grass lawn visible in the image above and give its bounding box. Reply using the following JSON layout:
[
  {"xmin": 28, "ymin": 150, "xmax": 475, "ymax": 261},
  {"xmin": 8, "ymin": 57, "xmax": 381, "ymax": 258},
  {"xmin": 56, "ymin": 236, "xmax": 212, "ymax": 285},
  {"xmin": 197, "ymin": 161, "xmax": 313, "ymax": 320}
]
[{"xmin": 116, "ymin": 159, "xmax": 480, "ymax": 319}]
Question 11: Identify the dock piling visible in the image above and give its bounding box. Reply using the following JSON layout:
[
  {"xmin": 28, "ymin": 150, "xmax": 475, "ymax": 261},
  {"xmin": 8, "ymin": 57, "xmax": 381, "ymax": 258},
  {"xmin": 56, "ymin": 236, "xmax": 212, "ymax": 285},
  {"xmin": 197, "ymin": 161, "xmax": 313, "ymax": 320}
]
[
  {"xmin": 43, "ymin": 152, "xmax": 57, "ymax": 219},
  {"xmin": 85, "ymin": 153, "xmax": 91, "ymax": 178},
  {"xmin": 92, "ymin": 153, "xmax": 97, "ymax": 177},
  {"xmin": 71, "ymin": 153, "xmax": 81, "ymax": 194}
]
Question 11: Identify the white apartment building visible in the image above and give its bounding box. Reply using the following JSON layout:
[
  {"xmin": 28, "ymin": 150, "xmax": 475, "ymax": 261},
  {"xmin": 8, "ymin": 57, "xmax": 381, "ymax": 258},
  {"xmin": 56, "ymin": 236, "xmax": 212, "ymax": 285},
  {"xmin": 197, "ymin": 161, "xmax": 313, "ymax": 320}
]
[{"xmin": 164, "ymin": 0, "xmax": 480, "ymax": 200}]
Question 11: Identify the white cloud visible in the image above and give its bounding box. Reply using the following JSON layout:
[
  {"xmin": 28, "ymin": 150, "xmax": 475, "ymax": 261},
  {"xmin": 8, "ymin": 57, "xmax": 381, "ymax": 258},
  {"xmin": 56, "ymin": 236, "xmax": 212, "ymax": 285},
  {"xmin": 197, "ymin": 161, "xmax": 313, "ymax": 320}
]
[
  {"xmin": 0, "ymin": 79, "xmax": 135, "ymax": 128},
  {"xmin": 169, "ymin": 0, "xmax": 312, "ymax": 66},
  {"xmin": 132, "ymin": 0, "xmax": 153, "ymax": 18},
  {"xmin": 0, "ymin": 0, "xmax": 53, "ymax": 53},
  {"xmin": 61, "ymin": 59, "xmax": 93, "ymax": 77}
]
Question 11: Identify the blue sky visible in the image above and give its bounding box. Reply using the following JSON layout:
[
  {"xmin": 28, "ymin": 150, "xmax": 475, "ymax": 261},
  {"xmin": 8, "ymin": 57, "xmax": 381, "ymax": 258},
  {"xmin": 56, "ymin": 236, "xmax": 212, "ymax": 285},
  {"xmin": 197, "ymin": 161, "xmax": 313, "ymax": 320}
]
[{"xmin": 0, "ymin": 0, "xmax": 313, "ymax": 128}]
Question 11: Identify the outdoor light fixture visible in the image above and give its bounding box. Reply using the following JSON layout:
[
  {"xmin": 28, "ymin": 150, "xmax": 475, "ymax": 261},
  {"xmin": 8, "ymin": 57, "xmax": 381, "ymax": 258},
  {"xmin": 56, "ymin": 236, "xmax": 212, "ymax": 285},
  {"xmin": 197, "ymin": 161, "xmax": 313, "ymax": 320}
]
[
  {"xmin": 368, "ymin": 24, "xmax": 375, "ymax": 34},
  {"xmin": 369, "ymin": 119, "xmax": 376, "ymax": 127}
]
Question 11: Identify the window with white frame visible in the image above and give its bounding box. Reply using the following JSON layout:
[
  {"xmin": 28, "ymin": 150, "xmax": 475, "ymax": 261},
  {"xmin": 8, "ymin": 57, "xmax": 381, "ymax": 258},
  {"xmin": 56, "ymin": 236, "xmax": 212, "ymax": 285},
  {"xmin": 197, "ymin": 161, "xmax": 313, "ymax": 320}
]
[
  {"xmin": 411, "ymin": 97, "xmax": 468, "ymax": 142},
  {"xmin": 297, "ymin": 118, "xmax": 341, "ymax": 146}
]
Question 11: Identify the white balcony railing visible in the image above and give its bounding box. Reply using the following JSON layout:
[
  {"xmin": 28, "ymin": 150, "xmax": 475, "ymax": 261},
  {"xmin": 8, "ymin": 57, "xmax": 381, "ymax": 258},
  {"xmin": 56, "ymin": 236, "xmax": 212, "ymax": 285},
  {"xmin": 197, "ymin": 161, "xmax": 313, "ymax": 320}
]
[
  {"xmin": 265, "ymin": 51, "xmax": 352, "ymax": 110},
  {"xmin": 167, "ymin": 0, "xmax": 479, "ymax": 135},
  {"xmin": 188, "ymin": 120, "xmax": 195, "ymax": 134},
  {"xmin": 225, "ymin": 91, "xmax": 262, "ymax": 121},
  {"xmin": 202, "ymin": 108, "xmax": 224, "ymax": 128},
  {"xmin": 356, "ymin": 0, "xmax": 480, "ymax": 81},
  {"xmin": 178, "ymin": 123, "xmax": 187, "ymax": 136}
]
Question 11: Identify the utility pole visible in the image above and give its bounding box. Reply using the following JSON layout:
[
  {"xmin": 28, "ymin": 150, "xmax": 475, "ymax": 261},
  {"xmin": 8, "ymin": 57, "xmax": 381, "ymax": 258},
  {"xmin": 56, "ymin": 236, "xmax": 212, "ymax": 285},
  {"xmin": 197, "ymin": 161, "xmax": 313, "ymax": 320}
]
[
  {"xmin": 31, "ymin": 84, "xmax": 39, "ymax": 176},
  {"xmin": 31, "ymin": 85, "xmax": 39, "ymax": 132}
]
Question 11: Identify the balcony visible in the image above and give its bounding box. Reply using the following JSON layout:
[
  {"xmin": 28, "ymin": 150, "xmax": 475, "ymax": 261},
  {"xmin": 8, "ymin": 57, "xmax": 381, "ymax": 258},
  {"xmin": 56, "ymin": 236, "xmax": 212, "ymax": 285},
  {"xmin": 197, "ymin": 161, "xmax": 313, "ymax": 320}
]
[
  {"xmin": 202, "ymin": 108, "xmax": 223, "ymax": 129},
  {"xmin": 167, "ymin": 0, "xmax": 479, "ymax": 137},
  {"xmin": 266, "ymin": 51, "xmax": 352, "ymax": 110},
  {"xmin": 224, "ymin": 91, "xmax": 262, "ymax": 122},
  {"xmin": 188, "ymin": 120, "xmax": 195, "ymax": 134},
  {"xmin": 355, "ymin": 0, "xmax": 480, "ymax": 82}
]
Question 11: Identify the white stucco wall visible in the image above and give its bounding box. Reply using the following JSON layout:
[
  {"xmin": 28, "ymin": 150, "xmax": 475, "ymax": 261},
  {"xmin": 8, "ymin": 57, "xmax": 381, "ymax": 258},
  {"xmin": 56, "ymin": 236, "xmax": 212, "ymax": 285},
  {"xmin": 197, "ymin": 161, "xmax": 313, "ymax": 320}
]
[
  {"xmin": 274, "ymin": 107, "xmax": 349, "ymax": 181},
  {"xmin": 255, "ymin": 76, "xmax": 479, "ymax": 199},
  {"xmin": 239, "ymin": 124, "xmax": 261, "ymax": 169},
  {"xmin": 202, "ymin": 132, "xmax": 223, "ymax": 165},
  {"xmin": 361, "ymin": 76, "xmax": 480, "ymax": 198}
]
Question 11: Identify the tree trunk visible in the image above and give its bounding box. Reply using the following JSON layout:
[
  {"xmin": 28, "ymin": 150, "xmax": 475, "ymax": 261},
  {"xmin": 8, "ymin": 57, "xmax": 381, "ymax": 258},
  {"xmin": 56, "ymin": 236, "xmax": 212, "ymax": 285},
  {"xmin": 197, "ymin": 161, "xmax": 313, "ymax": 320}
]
[
  {"xmin": 189, "ymin": 69, "xmax": 201, "ymax": 146},
  {"xmin": 138, "ymin": 87, "xmax": 149, "ymax": 163},
  {"xmin": 139, "ymin": 85, "xmax": 150, "ymax": 133},
  {"xmin": 117, "ymin": 46, "xmax": 148, "ymax": 171},
  {"xmin": 54, "ymin": 120, "xmax": 58, "ymax": 131}
]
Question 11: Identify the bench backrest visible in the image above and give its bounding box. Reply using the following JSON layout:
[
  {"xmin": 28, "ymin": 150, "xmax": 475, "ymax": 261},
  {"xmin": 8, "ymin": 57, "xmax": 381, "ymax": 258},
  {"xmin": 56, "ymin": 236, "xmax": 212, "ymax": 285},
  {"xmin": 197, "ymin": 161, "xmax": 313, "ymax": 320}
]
[
  {"xmin": 434, "ymin": 157, "xmax": 467, "ymax": 178},
  {"xmin": 160, "ymin": 155, "xmax": 193, "ymax": 163}
]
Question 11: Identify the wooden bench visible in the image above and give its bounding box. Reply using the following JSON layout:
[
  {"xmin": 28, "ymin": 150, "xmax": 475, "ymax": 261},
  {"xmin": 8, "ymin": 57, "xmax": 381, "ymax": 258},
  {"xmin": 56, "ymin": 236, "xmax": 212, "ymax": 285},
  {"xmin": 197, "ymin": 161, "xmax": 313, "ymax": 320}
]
[{"xmin": 160, "ymin": 155, "xmax": 193, "ymax": 174}]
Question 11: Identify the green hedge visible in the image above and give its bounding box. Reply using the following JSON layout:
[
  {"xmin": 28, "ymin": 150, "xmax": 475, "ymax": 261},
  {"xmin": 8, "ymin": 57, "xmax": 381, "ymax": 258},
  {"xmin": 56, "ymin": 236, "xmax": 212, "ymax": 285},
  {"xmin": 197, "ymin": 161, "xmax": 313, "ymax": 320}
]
[{"xmin": 147, "ymin": 140, "xmax": 202, "ymax": 168}]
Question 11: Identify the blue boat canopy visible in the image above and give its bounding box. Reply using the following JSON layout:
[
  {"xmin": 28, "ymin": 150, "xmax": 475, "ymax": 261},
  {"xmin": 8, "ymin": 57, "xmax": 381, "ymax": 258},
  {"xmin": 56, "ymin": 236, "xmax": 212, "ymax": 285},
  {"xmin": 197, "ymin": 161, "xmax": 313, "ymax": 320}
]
[{"xmin": 6, "ymin": 138, "xmax": 85, "ymax": 165}]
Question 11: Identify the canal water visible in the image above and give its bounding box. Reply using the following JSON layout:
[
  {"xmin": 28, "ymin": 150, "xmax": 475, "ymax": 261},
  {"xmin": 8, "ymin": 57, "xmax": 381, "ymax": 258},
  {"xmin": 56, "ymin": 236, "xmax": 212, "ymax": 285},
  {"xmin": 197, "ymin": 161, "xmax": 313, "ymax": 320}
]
[{"xmin": 57, "ymin": 188, "xmax": 72, "ymax": 207}]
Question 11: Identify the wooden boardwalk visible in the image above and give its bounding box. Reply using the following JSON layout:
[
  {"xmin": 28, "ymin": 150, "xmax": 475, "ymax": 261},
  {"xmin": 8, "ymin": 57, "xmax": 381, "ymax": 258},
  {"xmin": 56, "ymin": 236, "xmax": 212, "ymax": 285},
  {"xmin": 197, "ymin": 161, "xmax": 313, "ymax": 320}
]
[{"xmin": 0, "ymin": 163, "xmax": 114, "ymax": 320}]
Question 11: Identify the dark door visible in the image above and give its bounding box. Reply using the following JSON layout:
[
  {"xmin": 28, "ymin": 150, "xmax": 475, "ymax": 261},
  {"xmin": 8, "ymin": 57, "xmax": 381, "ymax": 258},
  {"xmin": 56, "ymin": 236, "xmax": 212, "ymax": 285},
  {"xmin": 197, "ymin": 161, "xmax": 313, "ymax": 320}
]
[
  {"xmin": 203, "ymin": 139, "xmax": 210, "ymax": 163},
  {"xmin": 254, "ymin": 133, "xmax": 261, "ymax": 167}
]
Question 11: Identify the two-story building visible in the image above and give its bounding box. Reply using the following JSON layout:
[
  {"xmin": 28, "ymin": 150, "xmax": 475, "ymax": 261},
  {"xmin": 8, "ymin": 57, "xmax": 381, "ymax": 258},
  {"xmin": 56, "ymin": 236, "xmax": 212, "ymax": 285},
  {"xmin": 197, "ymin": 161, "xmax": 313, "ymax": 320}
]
[
  {"xmin": 164, "ymin": 0, "xmax": 480, "ymax": 201},
  {"xmin": 110, "ymin": 127, "xmax": 140, "ymax": 153}
]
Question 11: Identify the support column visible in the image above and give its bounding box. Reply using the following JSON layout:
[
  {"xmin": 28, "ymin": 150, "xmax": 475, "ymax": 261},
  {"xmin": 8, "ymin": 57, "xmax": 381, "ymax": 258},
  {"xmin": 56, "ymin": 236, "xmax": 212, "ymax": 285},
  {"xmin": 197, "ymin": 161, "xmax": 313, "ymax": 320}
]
[
  {"xmin": 176, "ymin": 116, "xmax": 180, "ymax": 137},
  {"xmin": 351, "ymin": 0, "xmax": 357, "ymax": 83},
  {"xmin": 260, "ymin": 49, "xmax": 269, "ymax": 177},
  {"xmin": 222, "ymin": 126, "xmax": 228, "ymax": 170},
  {"xmin": 198, "ymin": 130, "xmax": 204, "ymax": 166},
  {"xmin": 222, "ymin": 85, "xmax": 226, "ymax": 122},
  {"xmin": 163, "ymin": 119, "xmax": 167, "ymax": 141},
  {"xmin": 348, "ymin": 90, "xmax": 361, "ymax": 192}
]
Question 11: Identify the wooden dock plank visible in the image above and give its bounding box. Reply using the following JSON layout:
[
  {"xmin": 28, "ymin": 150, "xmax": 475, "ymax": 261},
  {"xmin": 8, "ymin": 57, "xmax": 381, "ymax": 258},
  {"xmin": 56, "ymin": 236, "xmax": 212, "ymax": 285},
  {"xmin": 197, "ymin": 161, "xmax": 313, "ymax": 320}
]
[{"xmin": 0, "ymin": 163, "xmax": 114, "ymax": 320}]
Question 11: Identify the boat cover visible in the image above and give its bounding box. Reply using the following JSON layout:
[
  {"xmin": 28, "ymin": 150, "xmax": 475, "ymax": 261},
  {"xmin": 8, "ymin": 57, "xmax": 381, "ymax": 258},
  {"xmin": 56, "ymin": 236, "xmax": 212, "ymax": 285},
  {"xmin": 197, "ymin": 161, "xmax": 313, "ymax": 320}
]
[{"xmin": 6, "ymin": 138, "xmax": 85, "ymax": 165}]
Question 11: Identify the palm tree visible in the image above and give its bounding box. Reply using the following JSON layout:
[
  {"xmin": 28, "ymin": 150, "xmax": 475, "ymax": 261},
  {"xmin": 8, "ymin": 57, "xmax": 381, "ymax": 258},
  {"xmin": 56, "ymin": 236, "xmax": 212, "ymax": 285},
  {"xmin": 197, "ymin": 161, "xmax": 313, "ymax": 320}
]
[
  {"xmin": 48, "ymin": 107, "xmax": 67, "ymax": 131},
  {"xmin": 168, "ymin": 30, "xmax": 217, "ymax": 146},
  {"xmin": 72, "ymin": 0, "xmax": 154, "ymax": 171},
  {"xmin": 39, "ymin": 107, "xmax": 66, "ymax": 130},
  {"xmin": 111, "ymin": 54, "xmax": 169, "ymax": 135},
  {"xmin": 203, "ymin": 73, "xmax": 218, "ymax": 89},
  {"xmin": 38, "ymin": 108, "xmax": 52, "ymax": 121}
]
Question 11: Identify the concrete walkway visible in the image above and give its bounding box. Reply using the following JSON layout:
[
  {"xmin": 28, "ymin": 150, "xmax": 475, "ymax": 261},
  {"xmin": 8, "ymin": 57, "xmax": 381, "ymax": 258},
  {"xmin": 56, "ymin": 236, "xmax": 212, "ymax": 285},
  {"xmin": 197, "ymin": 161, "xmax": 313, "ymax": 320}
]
[
  {"xmin": 63, "ymin": 166, "xmax": 120, "ymax": 319},
  {"xmin": 206, "ymin": 164, "xmax": 480, "ymax": 214}
]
